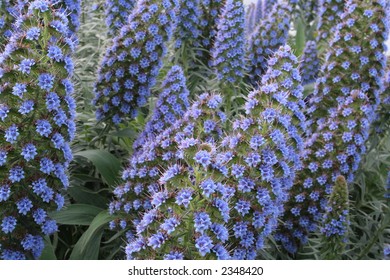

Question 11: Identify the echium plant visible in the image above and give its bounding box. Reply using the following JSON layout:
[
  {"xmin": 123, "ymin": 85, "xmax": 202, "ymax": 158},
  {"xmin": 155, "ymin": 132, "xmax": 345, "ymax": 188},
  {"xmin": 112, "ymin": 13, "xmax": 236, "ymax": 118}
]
[
  {"xmin": 109, "ymin": 93, "xmax": 228, "ymax": 259},
  {"xmin": 174, "ymin": 0, "xmax": 202, "ymax": 50},
  {"xmin": 374, "ymin": 68, "xmax": 390, "ymax": 133},
  {"xmin": 198, "ymin": 0, "xmax": 224, "ymax": 62},
  {"xmin": 0, "ymin": 0, "xmax": 77, "ymax": 260},
  {"xmin": 245, "ymin": 2, "xmax": 255, "ymax": 36},
  {"xmin": 93, "ymin": 0, "xmax": 179, "ymax": 127},
  {"xmin": 320, "ymin": 176, "xmax": 350, "ymax": 259},
  {"xmin": 246, "ymin": 1, "xmax": 291, "ymax": 85},
  {"xmin": 0, "ymin": 0, "xmax": 17, "ymax": 49},
  {"xmin": 275, "ymin": 0, "xmax": 389, "ymax": 254},
  {"xmin": 252, "ymin": 0, "xmax": 263, "ymax": 26},
  {"xmin": 104, "ymin": 0, "xmax": 136, "ymax": 37},
  {"xmin": 299, "ymin": 40, "xmax": 320, "ymax": 85},
  {"xmin": 132, "ymin": 65, "xmax": 190, "ymax": 153},
  {"xmin": 264, "ymin": 0, "xmax": 278, "ymax": 14},
  {"xmin": 316, "ymin": 0, "xmax": 345, "ymax": 53},
  {"xmin": 211, "ymin": 0, "xmax": 246, "ymax": 84},
  {"xmin": 216, "ymin": 45, "xmax": 306, "ymax": 259}
]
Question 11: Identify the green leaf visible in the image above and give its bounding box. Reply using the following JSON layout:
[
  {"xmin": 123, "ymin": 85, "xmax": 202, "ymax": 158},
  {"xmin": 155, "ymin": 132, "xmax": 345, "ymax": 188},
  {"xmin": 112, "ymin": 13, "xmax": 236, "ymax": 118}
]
[
  {"xmin": 110, "ymin": 128, "xmax": 138, "ymax": 138},
  {"xmin": 68, "ymin": 184, "xmax": 108, "ymax": 208},
  {"xmin": 39, "ymin": 236, "xmax": 57, "ymax": 260},
  {"xmin": 74, "ymin": 150, "xmax": 121, "ymax": 186},
  {"xmin": 69, "ymin": 211, "xmax": 111, "ymax": 260},
  {"xmin": 49, "ymin": 204, "xmax": 103, "ymax": 226}
]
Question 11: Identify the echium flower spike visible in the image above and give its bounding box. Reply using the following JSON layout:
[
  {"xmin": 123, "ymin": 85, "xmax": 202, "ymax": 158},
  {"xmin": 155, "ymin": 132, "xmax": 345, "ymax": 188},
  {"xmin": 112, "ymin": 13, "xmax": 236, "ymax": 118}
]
[
  {"xmin": 252, "ymin": 0, "xmax": 263, "ymax": 26},
  {"xmin": 0, "ymin": 0, "xmax": 17, "ymax": 49},
  {"xmin": 175, "ymin": 0, "xmax": 202, "ymax": 49},
  {"xmin": 104, "ymin": 0, "xmax": 136, "ymax": 37},
  {"xmin": 264, "ymin": 0, "xmax": 278, "ymax": 14},
  {"xmin": 246, "ymin": 1, "xmax": 291, "ymax": 85},
  {"xmin": 299, "ymin": 40, "xmax": 320, "ymax": 85},
  {"xmin": 217, "ymin": 45, "xmax": 306, "ymax": 259},
  {"xmin": 320, "ymin": 176, "xmax": 350, "ymax": 259},
  {"xmin": 374, "ymin": 68, "xmax": 390, "ymax": 133},
  {"xmin": 93, "ymin": 0, "xmax": 179, "ymax": 127},
  {"xmin": 109, "ymin": 93, "xmax": 229, "ymax": 259},
  {"xmin": 316, "ymin": 0, "xmax": 345, "ymax": 52},
  {"xmin": 198, "ymin": 0, "xmax": 224, "ymax": 62},
  {"xmin": 245, "ymin": 3, "xmax": 255, "ymax": 36},
  {"xmin": 308, "ymin": 0, "xmax": 389, "ymax": 134},
  {"xmin": 275, "ymin": 0, "xmax": 389, "ymax": 254},
  {"xmin": 211, "ymin": 0, "xmax": 246, "ymax": 84},
  {"xmin": 0, "ymin": 0, "xmax": 77, "ymax": 259},
  {"xmin": 132, "ymin": 65, "xmax": 190, "ymax": 153}
]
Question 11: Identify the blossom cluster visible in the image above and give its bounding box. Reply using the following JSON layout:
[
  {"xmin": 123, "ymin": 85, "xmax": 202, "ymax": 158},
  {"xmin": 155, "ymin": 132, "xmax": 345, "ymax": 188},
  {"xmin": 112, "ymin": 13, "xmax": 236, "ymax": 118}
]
[
  {"xmin": 0, "ymin": 0, "xmax": 77, "ymax": 259},
  {"xmin": 211, "ymin": 0, "xmax": 246, "ymax": 84},
  {"xmin": 276, "ymin": 0, "xmax": 389, "ymax": 253},
  {"xmin": 175, "ymin": 0, "xmax": 202, "ymax": 50},
  {"xmin": 93, "ymin": 0, "xmax": 179, "ymax": 126},
  {"xmin": 0, "ymin": 0, "xmax": 17, "ymax": 48},
  {"xmin": 299, "ymin": 40, "xmax": 320, "ymax": 85},
  {"xmin": 247, "ymin": 1, "xmax": 292, "ymax": 85},
  {"xmin": 132, "ymin": 65, "xmax": 190, "ymax": 152},
  {"xmin": 104, "ymin": 0, "xmax": 136, "ymax": 36}
]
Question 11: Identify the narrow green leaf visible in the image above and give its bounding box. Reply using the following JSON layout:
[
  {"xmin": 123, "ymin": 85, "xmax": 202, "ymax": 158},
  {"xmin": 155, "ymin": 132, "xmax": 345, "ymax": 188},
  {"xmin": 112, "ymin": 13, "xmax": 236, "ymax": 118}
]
[
  {"xmin": 74, "ymin": 150, "xmax": 121, "ymax": 186},
  {"xmin": 39, "ymin": 236, "xmax": 57, "ymax": 260},
  {"xmin": 49, "ymin": 204, "xmax": 103, "ymax": 226},
  {"xmin": 69, "ymin": 211, "xmax": 111, "ymax": 260},
  {"xmin": 295, "ymin": 18, "xmax": 306, "ymax": 56}
]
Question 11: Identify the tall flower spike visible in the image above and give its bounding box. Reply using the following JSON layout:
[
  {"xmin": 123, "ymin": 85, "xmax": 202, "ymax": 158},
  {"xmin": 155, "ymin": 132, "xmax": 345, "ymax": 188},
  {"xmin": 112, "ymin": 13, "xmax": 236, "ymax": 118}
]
[
  {"xmin": 109, "ymin": 93, "xmax": 229, "ymax": 259},
  {"xmin": 198, "ymin": 0, "xmax": 224, "ymax": 62},
  {"xmin": 276, "ymin": 0, "xmax": 389, "ymax": 254},
  {"xmin": 104, "ymin": 0, "xmax": 136, "ymax": 37},
  {"xmin": 93, "ymin": 0, "xmax": 179, "ymax": 127},
  {"xmin": 245, "ymin": 2, "xmax": 255, "ymax": 36},
  {"xmin": 252, "ymin": 0, "xmax": 263, "ymax": 26},
  {"xmin": 132, "ymin": 65, "xmax": 190, "ymax": 153},
  {"xmin": 0, "ymin": 0, "xmax": 77, "ymax": 259},
  {"xmin": 175, "ymin": 0, "xmax": 202, "ymax": 49},
  {"xmin": 299, "ymin": 40, "xmax": 320, "ymax": 85},
  {"xmin": 246, "ymin": 1, "xmax": 292, "ymax": 85},
  {"xmin": 0, "ymin": 0, "xmax": 17, "ymax": 49},
  {"xmin": 316, "ymin": 0, "xmax": 345, "ymax": 51},
  {"xmin": 264, "ymin": 0, "xmax": 278, "ymax": 14},
  {"xmin": 211, "ymin": 0, "xmax": 246, "ymax": 84},
  {"xmin": 217, "ymin": 45, "xmax": 306, "ymax": 259},
  {"xmin": 321, "ymin": 176, "xmax": 350, "ymax": 259}
]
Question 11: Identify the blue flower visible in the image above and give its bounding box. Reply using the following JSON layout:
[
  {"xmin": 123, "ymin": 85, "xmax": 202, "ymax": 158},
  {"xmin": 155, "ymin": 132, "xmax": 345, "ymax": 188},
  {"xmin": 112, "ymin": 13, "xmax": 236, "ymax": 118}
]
[{"xmin": 195, "ymin": 234, "xmax": 214, "ymax": 257}]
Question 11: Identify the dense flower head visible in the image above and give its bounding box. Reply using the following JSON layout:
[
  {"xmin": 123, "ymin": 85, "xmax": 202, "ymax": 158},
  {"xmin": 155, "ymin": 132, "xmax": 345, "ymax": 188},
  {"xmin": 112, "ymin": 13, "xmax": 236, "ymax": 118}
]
[
  {"xmin": 0, "ymin": 0, "xmax": 77, "ymax": 259},
  {"xmin": 316, "ymin": 0, "xmax": 345, "ymax": 48},
  {"xmin": 246, "ymin": 1, "xmax": 292, "ymax": 85},
  {"xmin": 299, "ymin": 40, "xmax": 320, "ymax": 85},
  {"xmin": 104, "ymin": 0, "xmax": 136, "ymax": 36},
  {"xmin": 132, "ymin": 65, "xmax": 190, "ymax": 152},
  {"xmin": 245, "ymin": 3, "xmax": 255, "ymax": 36},
  {"xmin": 215, "ymin": 45, "xmax": 306, "ymax": 259},
  {"xmin": 264, "ymin": 0, "xmax": 278, "ymax": 14},
  {"xmin": 198, "ymin": 0, "xmax": 224, "ymax": 61},
  {"xmin": 175, "ymin": 0, "xmax": 202, "ymax": 49},
  {"xmin": 321, "ymin": 176, "xmax": 350, "ymax": 258},
  {"xmin": 211, "ymin": 0, "xmax": 246, "ymax": 84},
  {"xmin": 109, "ymin": 93, "xmax": 230, "ymax": 259},
  {"xmin": 276, "ymin": 0, "xmax": 389, "ymax": 254},
  {"xmin": 93, "ymin": 0, "xmax": 179, "ymax": 127}
]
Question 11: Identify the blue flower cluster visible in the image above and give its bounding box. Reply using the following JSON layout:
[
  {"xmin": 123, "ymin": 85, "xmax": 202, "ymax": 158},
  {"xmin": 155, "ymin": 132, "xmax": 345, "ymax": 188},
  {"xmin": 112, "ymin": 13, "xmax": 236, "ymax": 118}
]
[
  {"xmin": 299, "ymin": 40, "xmax": 320, "ymax": 85},
  {"xmin": 93, "ymin": 0, "xmax": 179, "ymax": 126},
  {"xmin": 385, "ymin": 171, "xmax": 390, "ymax": 199},
  {"xmin": 264, "ymin": 0, "xmax": 278, "ymax": 14},
  {"xmin": 0, "ymin": 0, "xmax": 17, "ymax": 48},
  {"xmin": 217, "ymin": 45, "xmax": 306, "ymax": 259},
  {"xmin": 110, "ymin": 93, "xmax": 228, "ymax": 259},
  {"xmin": 198, "ymin": 0, "xmax": 224, "ymax": 61},
  {"xmin": 0, "ymin": 0, "xmax": 77, "ymax": 260},
  {"xmin": 253, "ymin": 0, "xmax": 263, "ymax": 24},
  {"xmin": 316, "ymin": 0, "xmax": 345, "ymax": 48},
  {"xmin": 132, "ymin": 65, "xmax": 190, "ymax": 152},
  {"xmin": 276, "ymin": 0, "xmax": 389, "ymax": 254},
  {"xmin": 175, "ymin": 0, "xmax": 202, "ymax": 49},
  {"xmin": 247, "ymin": 1, "xmax": 292, "ymax": 85},
  {"xmin": 104, "ymin": 0, "xmax": 136, "ymax": 36},
  {"xmin": 245, "ymin": 2, "xmax": 256, "ymax": 36},
  {"xmin": 211, "ymin": 0, "xmax": 246, "ymax": 84}
]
